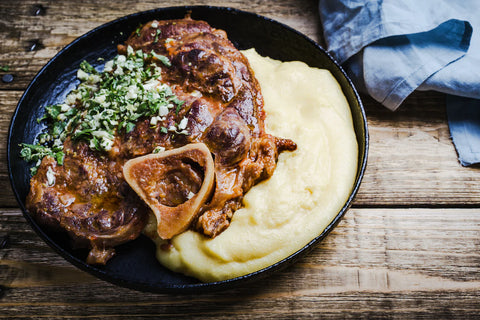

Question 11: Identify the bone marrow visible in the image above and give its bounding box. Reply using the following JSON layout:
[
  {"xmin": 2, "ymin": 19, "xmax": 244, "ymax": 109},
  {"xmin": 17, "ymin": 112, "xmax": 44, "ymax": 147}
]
[{"xmin": 123, "ymin": 143, "xmax": 215, "ymax": 239}]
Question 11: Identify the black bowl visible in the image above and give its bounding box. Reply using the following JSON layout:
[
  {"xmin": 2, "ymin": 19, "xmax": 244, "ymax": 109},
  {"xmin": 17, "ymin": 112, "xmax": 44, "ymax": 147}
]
[{"xmin": 7, "ymin": 6, "xmax": 368, "ymax": 293}]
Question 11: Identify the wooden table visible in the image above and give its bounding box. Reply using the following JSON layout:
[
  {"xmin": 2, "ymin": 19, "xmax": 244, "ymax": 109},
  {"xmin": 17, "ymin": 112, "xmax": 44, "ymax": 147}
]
[{"xmin": 1, "ymin": 1, "xmax": 479, "ymax": 318}]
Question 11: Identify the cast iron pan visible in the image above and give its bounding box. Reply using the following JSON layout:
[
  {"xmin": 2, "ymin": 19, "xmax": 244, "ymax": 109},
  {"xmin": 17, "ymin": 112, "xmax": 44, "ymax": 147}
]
[{"xmin": 7, "ymin": 6, "xmax": 368, "ymax": 293}]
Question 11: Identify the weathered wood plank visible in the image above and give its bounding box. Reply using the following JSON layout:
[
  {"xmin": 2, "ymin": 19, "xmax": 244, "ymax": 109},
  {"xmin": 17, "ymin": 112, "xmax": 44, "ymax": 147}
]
[
  {"xmin": 358, "ymin": 91, "xmax": 480, "ymax": 206},
  {"xmin": 2, "ymin": 207, "xmax": 479, "ymax": 282},
  {"xmin": 2, "ymin": 1, "xmax": 479, "ymax": 207},
  {"xmin": 0, "ymin": 0, "xmax": 321, "ymax": 90},
  {"xmin": 0, "ymin": 91, "xmax": 20, "ymax": 207},
  {"xmin": 2, "ymin": 0, "xmax": 479, "ymax": 318},
  {"xmin": 0, "ymin": 292, "xmax": 478, "ymax": 319},
  {"xmin": 3, "ymin": 91, "xmax": 480, "ymax": 207},
  {"xmin": 1, "ymin": 208, "xmax": 479, "ymax": 318}
]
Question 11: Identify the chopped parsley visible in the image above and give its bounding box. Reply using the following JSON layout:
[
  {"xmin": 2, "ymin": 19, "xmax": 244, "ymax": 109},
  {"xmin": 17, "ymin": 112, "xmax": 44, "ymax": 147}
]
[
  {"xmin": 135, "ymin": 25, "xmax": 142, "ymax": 37},
  {"xmin": 21, "ymin": 46, "xmax": 188, "ymax": 175},
  {"xmin": 152, "ymin": 146, "xmax": 165, "ymax": 153},
  {"xmin": 153, "ymin": 29, "xmax": 161, "ymax": 43},
  {"xmin": 19, "ymin": 144, "xmax": 64, "ymax": 175},
  {"xmin": 150, "ymin": 51, "xmax": 171, "ymax": 67}
]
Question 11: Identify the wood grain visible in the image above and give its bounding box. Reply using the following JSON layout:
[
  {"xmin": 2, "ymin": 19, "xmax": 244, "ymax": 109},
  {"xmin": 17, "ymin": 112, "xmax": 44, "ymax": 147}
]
[
  {"xmin": 3, "ymin": 91, "xmax": 480, "ymax": 207},
  {"xmin": 0, "ymin": 0, "xmax": 321, "ymax": 90},
  {"xmin": 1, "ymin": 0, "xmax": 479, "ymax": 207},
  {"xmin": 1, "ymin": 208, "xmax": 479, "ymax": 318},
  {"xmin": 358, "ymin": 91, "xmax": 480, "ymax": 206},
  {"xmin": 1, "ymin": 0, "xmax": 480, "ymax": 318},
  {"xmin": 0, "ymin": 91, "xmax": 20, "ymax": 207}
]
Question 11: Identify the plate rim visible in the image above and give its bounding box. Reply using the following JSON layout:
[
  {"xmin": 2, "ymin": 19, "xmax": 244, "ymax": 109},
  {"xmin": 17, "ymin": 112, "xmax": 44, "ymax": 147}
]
[{"xmin": 7, "ymin": 5, "xmax": 368, "ymax": 293}]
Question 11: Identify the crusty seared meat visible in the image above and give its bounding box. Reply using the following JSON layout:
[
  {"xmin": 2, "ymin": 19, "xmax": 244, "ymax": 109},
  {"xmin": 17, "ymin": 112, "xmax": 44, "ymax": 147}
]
[
  {"xmin": 119, "ymin": 16, "xmax": 296, "ymax": 237},
  {"xmin": 26, "ymin": 16, "xmax": 296, "ymax": 265},
  {"xmin": 26, "ymin": 139, "xmax": 149, "ymax": 264}
]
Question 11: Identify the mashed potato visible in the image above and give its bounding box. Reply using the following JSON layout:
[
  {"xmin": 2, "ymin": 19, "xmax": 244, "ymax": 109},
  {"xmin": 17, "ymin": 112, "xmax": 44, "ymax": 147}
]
[{"xmin": 144, "ymin": 49, "xmax": 358, "ymax": 282}]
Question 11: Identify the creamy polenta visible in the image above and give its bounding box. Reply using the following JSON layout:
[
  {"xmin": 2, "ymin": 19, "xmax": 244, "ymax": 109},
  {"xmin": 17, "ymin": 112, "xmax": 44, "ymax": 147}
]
[{"xmin": 144, "ymin": 49, "xmax": 358, "ymax": 282}]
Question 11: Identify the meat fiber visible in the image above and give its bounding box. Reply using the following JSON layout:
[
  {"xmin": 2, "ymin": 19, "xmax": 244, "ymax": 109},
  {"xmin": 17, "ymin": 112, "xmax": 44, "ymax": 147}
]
[{"xmin": 119, "ymin": 15, "xmax": 296, "ymax": 237}]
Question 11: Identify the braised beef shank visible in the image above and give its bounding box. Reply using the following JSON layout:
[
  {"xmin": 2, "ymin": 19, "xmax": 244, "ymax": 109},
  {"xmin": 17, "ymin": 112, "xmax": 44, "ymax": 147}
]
[
  {"xmin": 26, "ymin": 16, "xmax": 296, "ymax": 264},
  {"xmin": 26, "ymin": 139, "xmax": 149, "ymax": 264}
]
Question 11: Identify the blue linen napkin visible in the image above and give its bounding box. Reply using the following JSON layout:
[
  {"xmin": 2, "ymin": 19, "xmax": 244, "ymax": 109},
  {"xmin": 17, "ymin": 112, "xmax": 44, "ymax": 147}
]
[{"xmin": 318, "ymin": 0, "xmax": 480, "ymax": 166}]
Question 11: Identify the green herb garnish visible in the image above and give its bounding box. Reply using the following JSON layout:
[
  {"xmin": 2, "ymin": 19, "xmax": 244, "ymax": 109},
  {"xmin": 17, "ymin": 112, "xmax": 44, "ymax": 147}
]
[
  {"xmin": 21, "ymin": 46, "xmax": 186, "ymax": 175},
  {"xmin": 153, "ymin": 29, "xmax": 161, "ymax": 43},
  {"xmin": 20, "ymin": 144, "xmax": 64, "ymax": 175},
  {"xmin": 135, "ymin": 25, "xmax": 142, "ymax": 37},
  {"xmin": 150, "ymin": 51, "xmax": 171, "ymax": 67}
]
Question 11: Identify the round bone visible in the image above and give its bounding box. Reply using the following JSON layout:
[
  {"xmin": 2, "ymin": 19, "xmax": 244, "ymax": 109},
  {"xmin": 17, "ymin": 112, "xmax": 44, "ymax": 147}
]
[{"xmin": 123, "ymin": 143, "xmax": 215, "ymax": 239}]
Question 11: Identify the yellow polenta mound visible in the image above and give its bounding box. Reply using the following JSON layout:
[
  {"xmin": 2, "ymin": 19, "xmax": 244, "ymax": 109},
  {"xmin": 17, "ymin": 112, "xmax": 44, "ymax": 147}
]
[{"xmin": 145, "ymin": 49, "xmax": 358, "ymax": 282}]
